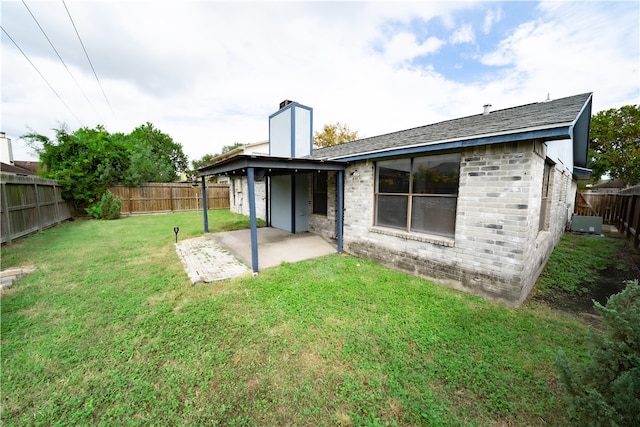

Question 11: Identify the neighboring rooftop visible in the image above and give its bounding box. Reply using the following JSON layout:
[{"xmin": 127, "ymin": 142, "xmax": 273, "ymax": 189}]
[
  {"xmin": 0, "ymin": 162, "xmax": 37, "ymax": 176},
  {"xmin": 13, "ymin": 160, "xmax": 39, "ymax": 174},
  {"xmin": 593, "ymin": 178, "xmax": 625, "ymax": 189},
  {"xmin": 311, "ymin": 92, "xmax": 592, "ymax": 161}
]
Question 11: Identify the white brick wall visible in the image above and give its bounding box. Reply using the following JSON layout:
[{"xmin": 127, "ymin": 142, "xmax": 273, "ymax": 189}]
[
  {"xmin": 310, "ymin": 142, "xmax": 574, "ymax": 307},
  {"xmin": 309, "ymin": 172, "xmax": 338, "ymax": 240},
  {"xmin": 229, "ymin": 176, "xmax": 267, "ymax": 220},
  {"xmin": 519, "ymin": 160, "xmax": 574, "ymax": 303}
]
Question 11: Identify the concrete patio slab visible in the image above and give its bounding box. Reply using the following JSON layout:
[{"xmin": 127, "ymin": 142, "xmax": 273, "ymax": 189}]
[
  {"xmin": 175, "ymin": 228, "xmax": 338, "ymax": 284},
  {"xmin": 210, "ymin": 227, "xmax": 337, "ymax": 270}
]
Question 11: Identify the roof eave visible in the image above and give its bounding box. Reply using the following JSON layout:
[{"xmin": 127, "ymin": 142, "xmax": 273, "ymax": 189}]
[
  {"xmin": 569, "ymin": 94, "xmax": 593, "ymax": 168},
  {"xmin": 572, "ymin": 166, "xmax": 592, "ymax": 181},
  {"xmin": 330, "ymin": 125, "xmax": 572, "ymax": 162}
]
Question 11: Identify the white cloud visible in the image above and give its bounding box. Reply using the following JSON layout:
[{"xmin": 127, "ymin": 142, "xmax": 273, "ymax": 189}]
[
  {"xmin": 479, "ymin": 1, "xmax": 639, "ymax": 108},
  {"xmin": 480, "ymin": 21, "xmax": 536, "ymax": 66},
  {"xmin": 1, "ymin": 1, "xmax": 638, "ymax": 164},
  {"xmin": 450, "ymin": 24, "xmax": 475, "ymax": 44},
  {"xmin": 483, "ymin": 7, "xmax": 503, "ymax": 34},
  {"xmin": 382, "ymin": 33, "xmax": 444, "ymax": 64}
]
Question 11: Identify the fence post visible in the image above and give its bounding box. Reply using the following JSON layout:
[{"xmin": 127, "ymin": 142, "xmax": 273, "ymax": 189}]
[
  {"xmin": 630, "ymin": 195, "xmax": 639, "ymax": 249},
  {"xmin": 1, "ymin": 182, "xmax": 12, "ymax": 245},
  {"xmin": 53, "ymin": 184, "xmax": 61, "ymax": 224},
  {"xmin": 169, "ymin": 184, "xmax": 174, "ymax": 213},
  {"xmin": 127, "ymin": 186, "xmax": 132, "ymax": 214},
  {"xmin": 612, "ymin": 195, "xmax": 619, "ymax": 229},
  {"xmin": 34, "ymin": 182, "xmax": 42, "ymax": 231},
  {"xmin": 618, "ymin": 195, "xmax": 626, "ymax": 231},
  {"xmin": 623, "ymin": 195, "xmax": 633, "ymax": 238}
]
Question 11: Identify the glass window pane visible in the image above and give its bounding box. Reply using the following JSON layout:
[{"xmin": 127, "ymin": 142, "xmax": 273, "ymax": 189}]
[
  {"xmin": 376, "ymin": 194, "xmax": 408, "ymax": 229},
  {"xmin": 313, "ymin": 171, "xmax": 328, "ymax": 192},
  {"xmin": 410, "ymin": 196, "xmax": 457, "ymax": 237},
  {"xmin": 313, "ymin": 172, "xmax": 328, "ymax": 215},
  {"xmin": 313, "ymin": 193, "xmax": 327, "ymax": 215},
  {"xmin": 412, "ymin": 153, "xmax": 460, "ymax": 194},
  {"xmin": 378, "ymin": 159, "xmax": 410, "ymax": 193}
]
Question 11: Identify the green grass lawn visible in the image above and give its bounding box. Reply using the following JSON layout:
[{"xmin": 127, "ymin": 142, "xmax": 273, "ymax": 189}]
[
  {"xmin": 536, "ymin": 232, "xmax": 625, "ymax": 295},
  {"xmin": 1, "ymin": 211, "xmax": 590, "ymax": 426}
]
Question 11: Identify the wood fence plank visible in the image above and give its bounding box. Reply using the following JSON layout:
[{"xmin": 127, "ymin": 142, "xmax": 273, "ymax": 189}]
[
  {"xmin": 576, "ymin": 191, "xmax": 640, "ymax": 249},
  {"xmin": 106, "ymin": 183, "xmax": 229, "ymax": 215},
  {"xmin": 1, "ymin": 182, "xmax": 12, "ymax": 245},
  {"xmin": 1, "ymin": 173, "xmax": 73, "ymax": 245},
  {"xmin": 630, "ymin": 195, "xmax": 639, "ymax": 249}
]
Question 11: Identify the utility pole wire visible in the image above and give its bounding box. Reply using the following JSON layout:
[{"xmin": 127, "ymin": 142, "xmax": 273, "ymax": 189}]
[
  {"xmin": 62, "ymin": 0, "xmax": 114, "ymax": 117},
  {"xmin": 1, "ymin": 25, "xmax": 83, "ymax": 126},
  {"xmin": 22, "ymin": 0, "xmax": 103, "ymax": 122}
]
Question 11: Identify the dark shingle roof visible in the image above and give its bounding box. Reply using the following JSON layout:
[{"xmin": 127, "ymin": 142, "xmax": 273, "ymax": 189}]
[
  {"xmin": 13, "ymin": 160, "xmax": 39, "ymax": 174},
  {"xmin": 312, "ymin": 92, "xmax": 592, "ymax": 160},
  {"xmin": 594, "ymin": 178, "xmax": 625, "ymax": 189},
  {"xmin": 0, "ymin": 162, "xmax": 37, "ymax": 175}
]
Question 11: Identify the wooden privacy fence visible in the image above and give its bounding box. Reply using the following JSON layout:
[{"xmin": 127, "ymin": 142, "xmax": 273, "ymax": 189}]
[
  {"xmin": 575, "ymin": 190, "xmax": 640, "ymax": 248},
  {"xmin": 1, "ymin": 173, "xmax": 73, "ymax": 245},
  {"xmin": 108, "ymin": 183, "xmax": 229, "ymax": 215}
]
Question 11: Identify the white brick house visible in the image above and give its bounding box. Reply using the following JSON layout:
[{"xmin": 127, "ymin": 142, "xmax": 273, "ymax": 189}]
[
  {"xmin": 199, "ymin": 93, "xmax": 593, "ymax": 307},
  {"xmin": 224, "ymin": 141, "xmax": 269, "ymax": 219}
]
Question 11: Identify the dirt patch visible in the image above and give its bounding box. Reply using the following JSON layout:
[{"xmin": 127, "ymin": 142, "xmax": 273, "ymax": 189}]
[{"xmin": 530, "ymin": 228, "xmax": 640, "ymax": 325}]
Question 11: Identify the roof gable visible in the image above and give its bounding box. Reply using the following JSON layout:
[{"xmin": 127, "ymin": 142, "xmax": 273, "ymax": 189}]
[{"xmin": 312, "ymin": 92, "xmax": 592, "ymax": 161}]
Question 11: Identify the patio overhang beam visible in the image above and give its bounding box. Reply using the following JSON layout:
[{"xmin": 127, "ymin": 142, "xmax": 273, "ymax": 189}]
[{"xmin": 198, "ymin": 154, "xmax": 346, "ymax": 177}]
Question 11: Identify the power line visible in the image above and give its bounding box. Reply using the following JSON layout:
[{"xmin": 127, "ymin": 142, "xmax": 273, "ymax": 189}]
[
  {"xmin": 1, "ymin": 25, "xmax": 83, "ymax": 126},
  {"xmin": 22, "ymin": 0, "xmax": 103, "ymax": 121},
  {"xmin": 62, "ymin": 0, "xmax": 114, "ymax": 116}
]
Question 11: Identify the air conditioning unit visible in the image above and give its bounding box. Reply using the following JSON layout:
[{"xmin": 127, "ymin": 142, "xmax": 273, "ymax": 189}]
[{"xmin": 570, "ymin": 215, "xmax": 603, "ymax": 234}]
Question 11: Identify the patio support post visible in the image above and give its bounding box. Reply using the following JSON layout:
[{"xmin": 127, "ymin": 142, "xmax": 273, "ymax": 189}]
[
  {"xmin": 247, "ymin": 167, "xmax": 259, "ymax": 274},
  {"xmin": 336, "ymin": 170, "xmax": 344, "ymax": 253},
  {"xmin": 201, "ymin": 176, "xmax": 209, "ymax": 233}
]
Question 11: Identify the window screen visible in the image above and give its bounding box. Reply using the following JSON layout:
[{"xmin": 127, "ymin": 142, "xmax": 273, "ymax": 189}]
[{"xmin": 375, "ymin": 153, "xmax": 460, "ymax": 237}]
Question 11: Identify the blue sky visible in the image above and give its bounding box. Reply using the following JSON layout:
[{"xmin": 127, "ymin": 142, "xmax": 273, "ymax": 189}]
[
  {"xmin": 374, "ymin": 2, "xmax": 541, "ymax": 83},
  {"xmin": 1, "ymin": 1, "xmax": 638, "ymax": 163}
]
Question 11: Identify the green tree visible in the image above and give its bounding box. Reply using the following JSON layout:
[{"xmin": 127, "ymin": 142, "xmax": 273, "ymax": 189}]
[
  {"xmin": 313, "ymin": 122, "xmax": 359, "ymax": 148},
  {"xmin": 22, "ymin": 123, "xmax": 189, "ymax": 209},
  {"xmin": 23, "ymin": 125, "xmax": 127, "ymax": 209},
  {"xmin": 191, "ymin": 154, "xmax": 217, "ymax": 170},
  {"xmin": 589, "ymin": 105, "xmax": 640, "ymax": 186},
  {"xmin": 85, "ymin": 190, "xmax": 122, "ymax": 220},
  {"xmin": 125, "ymin": 122, "xmax": 188, "ymax": 183},
  {"xmin": 191, "ymin": 142, "xmax": 244, "ymax": 170},
  {"xmin": 556, "ymin": 280, "xmax": 640, "ymax": 426}
]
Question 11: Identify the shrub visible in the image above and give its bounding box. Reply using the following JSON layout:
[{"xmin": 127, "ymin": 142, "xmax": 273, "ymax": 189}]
[
  {"xmin": 85, "ymin": 190, "xmax": 122, "ymax": 220},
  {"xmin": 556, "ymin": 280, "xmax": 640, "ymax": 426}
]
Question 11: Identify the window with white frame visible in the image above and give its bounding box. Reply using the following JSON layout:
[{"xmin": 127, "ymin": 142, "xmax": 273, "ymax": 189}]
[{"xmin": 375, "ymin": 153, "xmax": 460, "ymax": 238}]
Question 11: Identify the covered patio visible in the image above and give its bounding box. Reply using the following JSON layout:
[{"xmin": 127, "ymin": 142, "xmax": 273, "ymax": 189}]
[
  {"xmin": 197, "ymin": 154, "xmax": 347, "ymax": 275},
  {"xmin": 175, "ymin": 227, "xmax": 338, "ymax": 284}
]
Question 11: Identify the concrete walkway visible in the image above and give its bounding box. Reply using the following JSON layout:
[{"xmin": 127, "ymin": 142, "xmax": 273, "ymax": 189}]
[
  {"xmin": 175, "ymin": 237, "xmax": 250, "ymax": 284},
  {"xmin": 176, "ymin": 228, "xmax": 337, "ymax": 285},
  {"xmin": 0, "ymin": 266, "xmax": 37, "ymax": 290}
]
